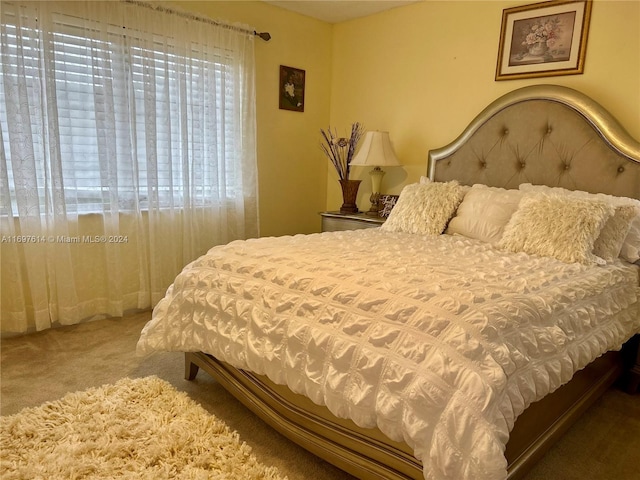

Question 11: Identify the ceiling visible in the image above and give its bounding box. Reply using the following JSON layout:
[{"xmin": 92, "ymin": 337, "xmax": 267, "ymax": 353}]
[{"xmin": 263, "ymin": 1, "xmax": 421, "ymax": 24}]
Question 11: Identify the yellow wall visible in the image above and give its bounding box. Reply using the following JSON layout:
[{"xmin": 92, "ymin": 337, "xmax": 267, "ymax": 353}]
[
  {"xmin": 172, "ymin": 1, "xmax": 333, "ymax": 237},
  {"xmin": 329, "ymin": 0, "xmax": 640, "ymax": 210},
  {"xmin": 175, "ymin": 1, "xmax": 639, "ymax": 231}
]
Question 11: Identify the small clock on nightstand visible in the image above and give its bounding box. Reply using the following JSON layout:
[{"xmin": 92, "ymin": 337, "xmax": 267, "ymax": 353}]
[{"xmin": 320, "ymin": 211, "xmax": 385, "ymax": 232}]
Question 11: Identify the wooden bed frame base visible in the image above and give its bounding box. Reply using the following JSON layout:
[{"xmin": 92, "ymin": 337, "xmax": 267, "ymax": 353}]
[{"xmin": 185, "ymin": 349, "xmax": 625, "ymax": 480}]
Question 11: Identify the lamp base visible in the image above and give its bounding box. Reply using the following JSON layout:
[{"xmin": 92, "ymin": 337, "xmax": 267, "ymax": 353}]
[
  {"xmin": 365, "ymin": 192, "xmax": 381, "ymax": 216},
  {"xmin": 362, "ymin": 167, "xmax": 385, "ymax": 216}
]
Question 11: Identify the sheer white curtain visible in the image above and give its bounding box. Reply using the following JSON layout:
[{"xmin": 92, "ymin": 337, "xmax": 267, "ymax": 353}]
[{"xmin": 0, "ymin": 1, "xmax": 259, "ymax": 335}]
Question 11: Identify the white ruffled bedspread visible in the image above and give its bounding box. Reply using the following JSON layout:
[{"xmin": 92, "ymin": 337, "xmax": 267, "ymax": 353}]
[{"xmin": 137, "ymin": 229, "xmax": 640, "ymax": 480}]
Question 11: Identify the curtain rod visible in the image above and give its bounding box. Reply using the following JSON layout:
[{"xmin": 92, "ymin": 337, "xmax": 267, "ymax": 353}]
[{"xmin": 123, "ymin": 0, "xmax": 271, "ymax": 41}]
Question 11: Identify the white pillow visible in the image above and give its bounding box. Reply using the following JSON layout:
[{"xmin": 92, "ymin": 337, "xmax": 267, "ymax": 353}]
[
  {"xmin": 519, "ymin": 184, "xmax": 640, "ymax": 263},
  {"xmin": 381, "ymin": 181, "xmax": 466, "ymax": 235},
  {"xmin": 446, "ymin": 184, "xmax": 523, "ymax": 244},
  {"xmin": 593, "ymin": 205, "xmax": 639, "ymax": 262},
  {"xmin": 499, "ymin": 193, "xmax": 615, "ymax": 265}
]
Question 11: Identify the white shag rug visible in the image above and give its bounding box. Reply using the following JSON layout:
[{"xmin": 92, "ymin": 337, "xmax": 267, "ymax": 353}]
[{"xmin": 0, "ymin": 376, "xmax": 288, "ymax": 480}]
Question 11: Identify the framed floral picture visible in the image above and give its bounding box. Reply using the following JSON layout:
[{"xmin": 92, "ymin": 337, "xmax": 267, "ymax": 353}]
[
  {"xmin": 279, "ymin": 65, "xmax": 305, "ymax": 112},
  {"xmin": 495, "ymin": 0, "xmax": 592, "ymax": 81}
]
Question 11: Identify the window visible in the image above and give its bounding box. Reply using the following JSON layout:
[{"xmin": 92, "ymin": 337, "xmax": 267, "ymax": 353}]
[
  {"xmin": 1, "ymin": 1, "xmax": 258, "ymax": 334},
  {"xmin": 1, "ymin": 4, "xmax": 249, "ymax": 214}
]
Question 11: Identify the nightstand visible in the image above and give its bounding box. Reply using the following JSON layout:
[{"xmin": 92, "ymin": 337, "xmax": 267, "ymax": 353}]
[{"xmin": 320, "ymin": 211, "xmax": 385, "ymax": 232}]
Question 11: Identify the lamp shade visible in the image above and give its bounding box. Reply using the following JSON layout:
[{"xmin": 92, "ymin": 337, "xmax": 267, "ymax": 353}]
[{"xmin": 350, "ymin": 131, "xmax": 401, "ymax": 167}]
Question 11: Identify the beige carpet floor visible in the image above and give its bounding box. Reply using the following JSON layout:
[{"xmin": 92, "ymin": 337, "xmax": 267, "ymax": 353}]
[{"xmin": 2, "ymin": 311, "xmax": 639, "ymax": 480}]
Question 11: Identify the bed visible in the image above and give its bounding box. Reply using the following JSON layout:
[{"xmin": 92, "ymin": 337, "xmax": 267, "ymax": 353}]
[{"xmin": 137, "ymin": 84, "xmax": 640, "ymax": 480}]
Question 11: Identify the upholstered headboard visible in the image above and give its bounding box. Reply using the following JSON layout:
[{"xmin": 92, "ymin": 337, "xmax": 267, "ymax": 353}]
[{"xmin": 428, "ymin": 85, "xmax": 640, "ymax": 199}]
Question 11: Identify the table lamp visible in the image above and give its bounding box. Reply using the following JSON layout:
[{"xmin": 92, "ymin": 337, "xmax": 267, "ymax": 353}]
[{"xmin": 350, "ymin": 131, "xmax": 402, "ymax": 216}]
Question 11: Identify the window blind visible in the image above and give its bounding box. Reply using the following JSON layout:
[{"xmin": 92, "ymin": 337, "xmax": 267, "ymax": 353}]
[{"xmin": 1, "ymin": 4, "xmax": 240, "ymax": 213}]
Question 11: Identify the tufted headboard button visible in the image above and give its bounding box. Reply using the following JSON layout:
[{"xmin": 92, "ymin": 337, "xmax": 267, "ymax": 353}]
[
  {"xmin": 617, "ymin": 166, "xmax": 625, "ymax": 173},
  {"xmin": 564, "ymin": 164, "xmax": 570, "ymax": 170}
]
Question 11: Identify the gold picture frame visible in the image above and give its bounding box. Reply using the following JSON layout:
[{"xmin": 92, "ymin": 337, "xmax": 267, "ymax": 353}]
[{"xmin": 495, "ymin": 0, "xmax": 592, "ymax": 81}]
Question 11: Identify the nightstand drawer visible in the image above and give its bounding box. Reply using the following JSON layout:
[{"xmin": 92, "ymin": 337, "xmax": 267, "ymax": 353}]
[{"xmin": 320, "ymin": 212, "xmax": 385, "ymax": 232}]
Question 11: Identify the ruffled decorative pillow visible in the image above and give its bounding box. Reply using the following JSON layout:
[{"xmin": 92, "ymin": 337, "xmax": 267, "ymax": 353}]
[
  {"xmin": 446, "ymin": 184, "xmax": 523, "ymax": 244},
  {"xmin": 499, "ymin": 193, "xmax": 615, "ymax": 265},
  {"xmin": 381, "ymin": 181, "xmax": 466, "ymax": 235},
  {"xmin": 593, "ymin": 205, "xmax": 639, "ymax": 262},
  {"xmin": 519, "ymin": 184, "xmax": 640, "ymax": 263}
]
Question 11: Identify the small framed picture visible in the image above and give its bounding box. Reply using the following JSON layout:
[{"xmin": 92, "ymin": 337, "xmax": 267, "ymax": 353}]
[
  {"xmin": 378, "ymin": 195, "xmax": 399, "ymax": 218},
  {"xmin": 279, "ymin": 65, "xmax": 305, "ymax": 112},
  {"xmin": 495, "ymin": 0, "xmax": 592, "ymax": 81}
]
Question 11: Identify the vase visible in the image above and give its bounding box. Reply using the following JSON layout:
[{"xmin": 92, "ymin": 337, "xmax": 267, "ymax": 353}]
[
  {"xmin": 528, "ymin": 41, "xmax": 547, "ymax": 57},
  {"xmin": 339, "ymin": 179, "xmax": 361, "ymax": 214}
]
